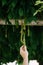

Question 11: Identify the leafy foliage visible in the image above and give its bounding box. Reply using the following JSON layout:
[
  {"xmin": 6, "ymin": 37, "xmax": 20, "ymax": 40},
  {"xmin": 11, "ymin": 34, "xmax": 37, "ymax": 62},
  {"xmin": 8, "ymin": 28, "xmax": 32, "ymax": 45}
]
[
  {"xmin": 0, "ymin": 0, "xmax": 41, "ymax": 22},
  {"xmin": 33, "ymin": 0, "xmax": 43, "ymax": 20},
  {"xmin": 0, "ymin": 0, "xmax": 43, "ymax": 21}
]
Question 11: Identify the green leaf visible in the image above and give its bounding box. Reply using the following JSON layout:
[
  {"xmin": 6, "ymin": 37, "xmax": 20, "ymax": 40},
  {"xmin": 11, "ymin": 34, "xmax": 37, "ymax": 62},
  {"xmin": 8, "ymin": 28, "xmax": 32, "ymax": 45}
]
[
  {"xmin": 2, "ymin": 0, "xmax": 6, "ymax": 6},
  {"xmin": 19, "ymin": 8, "xmax": 24, "ymax": 16},
  {"xmin": 35, "ymin": 1, "xmax": 43, "ymax": 5},
  {"xmin": 33, "ymin": 5, "xmax": 43, "ymax": 16}
]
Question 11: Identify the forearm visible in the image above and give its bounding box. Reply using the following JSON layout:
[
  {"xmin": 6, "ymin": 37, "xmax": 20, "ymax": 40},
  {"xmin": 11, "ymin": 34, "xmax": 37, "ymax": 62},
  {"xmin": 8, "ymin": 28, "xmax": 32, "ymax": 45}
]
[{"xmin": 22, "ymin": 58, "xmax": 28, "ymax": 65}]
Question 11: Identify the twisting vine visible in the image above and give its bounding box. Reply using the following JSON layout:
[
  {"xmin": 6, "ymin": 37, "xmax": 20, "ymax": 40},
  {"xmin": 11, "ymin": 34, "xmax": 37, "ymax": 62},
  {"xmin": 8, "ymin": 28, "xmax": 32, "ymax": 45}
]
[
  {"xmin": 20, "ymin": 20, "xmax": 26, "ymax": 45},
  {"xmin": 20, "ymin": 19, "xmax": 30, "ymax": 45}
]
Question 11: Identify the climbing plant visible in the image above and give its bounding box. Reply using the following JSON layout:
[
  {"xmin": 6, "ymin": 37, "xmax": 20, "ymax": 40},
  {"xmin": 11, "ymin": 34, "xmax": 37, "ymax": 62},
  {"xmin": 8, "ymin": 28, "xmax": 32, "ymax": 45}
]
[
  {"xmin": 0, "ymin": 0, "xmax": 37, "ymax": 22},
  {"xmin": 0, "ymin": 0, "xmax": 43, "ymax": 65},
  {"xmin": 33, "ymin": 0, "xmax": 43, "ymax": 20}
]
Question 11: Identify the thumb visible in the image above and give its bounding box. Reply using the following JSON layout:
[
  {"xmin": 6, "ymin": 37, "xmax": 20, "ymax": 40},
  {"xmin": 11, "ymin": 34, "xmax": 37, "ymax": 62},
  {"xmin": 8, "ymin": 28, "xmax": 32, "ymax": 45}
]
[{"xmin": 24, "ymin": 45, "xmax": 27, "ymax": 51}]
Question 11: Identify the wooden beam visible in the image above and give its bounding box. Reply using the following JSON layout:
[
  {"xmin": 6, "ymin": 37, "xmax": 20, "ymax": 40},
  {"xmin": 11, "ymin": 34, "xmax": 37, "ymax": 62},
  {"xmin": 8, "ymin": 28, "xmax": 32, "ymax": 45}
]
[{"xmin": 0, "ymin": 19, "xmax": 43, "ymax": 26}]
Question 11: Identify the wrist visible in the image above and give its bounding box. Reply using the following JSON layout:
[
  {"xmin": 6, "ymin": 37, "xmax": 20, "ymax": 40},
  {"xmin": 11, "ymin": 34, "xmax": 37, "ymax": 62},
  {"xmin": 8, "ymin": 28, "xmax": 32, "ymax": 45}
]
[{"xmin": 23, "ymin": 57, "xmax": 28, "ymax": 61}]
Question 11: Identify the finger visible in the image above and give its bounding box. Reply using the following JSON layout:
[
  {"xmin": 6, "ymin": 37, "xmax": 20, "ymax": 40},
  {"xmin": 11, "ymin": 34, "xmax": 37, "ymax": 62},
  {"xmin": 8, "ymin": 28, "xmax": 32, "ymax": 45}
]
[
  {"xmin": 20, "ymin": 45, "xmax": 24, "ymax": 51},
  {"xmin": 22, "ymin": 45, "xmax": 27, "ymax": 51},
  {"xmin": 20, "ymin": 45, "xmax": 26, "ymax": 51},
  {"xmin": 25, "ymin": 46, "xmax": 27, "ymax": 50}
]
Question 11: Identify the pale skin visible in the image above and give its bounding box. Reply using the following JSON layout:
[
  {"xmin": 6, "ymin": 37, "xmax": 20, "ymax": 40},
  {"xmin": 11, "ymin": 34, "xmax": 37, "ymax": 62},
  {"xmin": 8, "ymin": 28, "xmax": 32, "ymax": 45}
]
[{"xmin": 20, "ymin": 45, "xmax": 29, "ymax": 65}]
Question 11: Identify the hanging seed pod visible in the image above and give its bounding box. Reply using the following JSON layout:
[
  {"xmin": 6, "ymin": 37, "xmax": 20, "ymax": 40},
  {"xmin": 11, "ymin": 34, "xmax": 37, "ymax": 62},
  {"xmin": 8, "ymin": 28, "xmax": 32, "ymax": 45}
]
[
  {"xmin": 23, "ymin": 32, "xmax": 26, "ymax": 45},
  {"xmin": 23, "ymin": 22, "xmax": 26, "ymax": 45},
  {"xmin": 23, "ymin": 23, "xmax": 26, "ymax": 31},
  {"xmin": 20, "ymin": 25, "xmax": 23, "ymax": 44},
  {"xmin": 28, "ymin": 26, "xmax": 29, "ymax": 36},
  {"xmin": 5, "ymin": 20, "xmax": 7, "ymax": 38}
]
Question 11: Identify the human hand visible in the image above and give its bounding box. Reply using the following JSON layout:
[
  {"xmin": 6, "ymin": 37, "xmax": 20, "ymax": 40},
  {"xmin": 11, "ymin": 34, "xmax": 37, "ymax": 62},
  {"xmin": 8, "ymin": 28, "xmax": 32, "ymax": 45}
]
[{"xmin": 20, "ymin": 45, "xmax": 28, "ymax": 60}]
